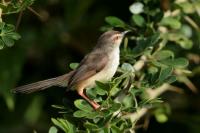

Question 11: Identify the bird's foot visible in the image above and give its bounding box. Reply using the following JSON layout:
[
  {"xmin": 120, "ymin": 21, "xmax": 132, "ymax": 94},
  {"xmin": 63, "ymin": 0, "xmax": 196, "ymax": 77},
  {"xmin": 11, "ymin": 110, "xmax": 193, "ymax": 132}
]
[
  {"xmin": 90, "ymin": 100, "xmax": 100, "ymax": 110},
  {"xmin": 78, "ymin": 90, "xmax": 100, "ymax": 110}
]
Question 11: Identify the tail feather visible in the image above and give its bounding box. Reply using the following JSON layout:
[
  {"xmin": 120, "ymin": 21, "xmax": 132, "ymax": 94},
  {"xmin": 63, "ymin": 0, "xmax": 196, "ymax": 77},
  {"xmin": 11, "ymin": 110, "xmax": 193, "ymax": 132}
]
[
  {"xmin": 12, "ymin": 71, "xmax": 74, "ymax": 94},
  {"xmin": 13, "ymin": 78, "xmax": 58, "ymax": 93}
]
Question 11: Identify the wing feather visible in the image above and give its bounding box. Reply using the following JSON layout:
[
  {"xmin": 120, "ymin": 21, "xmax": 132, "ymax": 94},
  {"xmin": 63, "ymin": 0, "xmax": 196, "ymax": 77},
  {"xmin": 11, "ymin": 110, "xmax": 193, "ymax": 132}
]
[{"xmin": 68, "ymin": 52, "xmax": 108, "ymax": 87}]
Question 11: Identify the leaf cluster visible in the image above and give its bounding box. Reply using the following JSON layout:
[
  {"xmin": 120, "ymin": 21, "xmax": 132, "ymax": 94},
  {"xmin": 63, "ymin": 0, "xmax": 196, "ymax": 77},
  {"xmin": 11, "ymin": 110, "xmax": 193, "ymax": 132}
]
[
  {"xmin": 49, "ymin": 0, "xmax": 199, "ymax": 132},
  {"xmin": 0, "ymin": 0, "xmax": 35, "ymax": 49},
  {"xmin": 0, "ymin": 22, "xmax": 20, "ymax": 49}
]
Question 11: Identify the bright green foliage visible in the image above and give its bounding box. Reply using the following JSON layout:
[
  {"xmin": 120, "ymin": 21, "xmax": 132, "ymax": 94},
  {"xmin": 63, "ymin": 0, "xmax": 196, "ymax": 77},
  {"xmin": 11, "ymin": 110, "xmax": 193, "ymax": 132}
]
[
  {"xmin": 0, "ymin": 0, "xmax": 35, "ymax": 49},
  {"xmin": 160, "ymin": 17, "xmax": 181, "ymax": 29},
  {"xmin": 132, "ymin": 14, "xmax": 145, "ymax": 27},
  {"xmin": 0, "ymin": 0, "xmax": 35, "ymax": 14},
  {"xmin": 51, "ymin": 118, "xmax": 75, "ymax": 133},
  {"xmin": 50, "ymin": 0, "xmax": 199, "ymax": 132},
  {"xmin": 0, "ymin": 22, "xmax": 21, "ymax": 49},
  {"xmin": 48, "ymin": 126, "xmax": 58, "ymax": 133},
  {"xmin": 69, "ymin": 63, "xmax": 79, "ymax": 70},
  {"xmin": 105, "ymin": 16, "xmax": 126, "ymax": 28}
]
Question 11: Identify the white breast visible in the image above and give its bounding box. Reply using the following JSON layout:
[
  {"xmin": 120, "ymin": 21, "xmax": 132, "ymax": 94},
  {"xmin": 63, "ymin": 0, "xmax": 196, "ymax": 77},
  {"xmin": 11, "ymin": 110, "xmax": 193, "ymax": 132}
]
[{"xmin": 85, "ymin": 48, "xmax": 120, "ymax": 88}]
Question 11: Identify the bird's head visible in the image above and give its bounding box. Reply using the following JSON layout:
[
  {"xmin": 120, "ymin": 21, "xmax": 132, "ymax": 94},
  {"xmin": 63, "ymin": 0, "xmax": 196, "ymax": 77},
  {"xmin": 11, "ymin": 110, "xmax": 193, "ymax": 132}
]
[{"xmin": 96, "ymin": 30, "xmax": 129, "ymax": 49}]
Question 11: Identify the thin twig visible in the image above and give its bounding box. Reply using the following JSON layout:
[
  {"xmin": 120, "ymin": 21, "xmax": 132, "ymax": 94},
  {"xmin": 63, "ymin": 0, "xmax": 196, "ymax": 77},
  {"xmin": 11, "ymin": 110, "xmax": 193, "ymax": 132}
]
[
  {"xmin": 190, "ymin": 0, "xmax": 200, "ymax": 17},
  {"xmin": 183, "ymin": 77, "xmax": 198, "ymax": 93},
  {"xmin": 133, "ymin": 55, "xmax": 147, "ymax": 72},
  {"xmin": 122, "ymin": 108, "xmax": 148, "ymax": 123},
  {"xmin": 175, "ymin": 69, "xmax": 198, "ymax": 93},
  {"xmin": 0, "ymin": 8, "xmax": 2, "ymax": 22},
  {"xmin": 2, "ymin": 0, "xmax": 5, "ymax": 5},
  {"xmin": 27, "ymin": 7, "xmax": 44, "ymax": 21},
  {"xmin": 143, "ymin": 115, "xmax": 150, "ymax": 130},
  {"xmin": 168, "ymin": 86, "xmax": 184, "ymax": 94},
  {"xmin": 16, "ymin": 11, "xmax": 23, "ymax": 31},
  {"xmin": 184, "ymin": 16, "xmax": 200, "ymax": 31},
  {"xmin": 18, "ymin": 0, "xmax": 45, "ymax": 21}
]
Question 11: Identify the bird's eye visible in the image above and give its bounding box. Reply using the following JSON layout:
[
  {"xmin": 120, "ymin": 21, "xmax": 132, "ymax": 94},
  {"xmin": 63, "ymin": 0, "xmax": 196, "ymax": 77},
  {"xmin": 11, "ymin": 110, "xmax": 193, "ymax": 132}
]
[{"xmin": 114, "ymin": 36, "xmax": 119, "ymax": 41}]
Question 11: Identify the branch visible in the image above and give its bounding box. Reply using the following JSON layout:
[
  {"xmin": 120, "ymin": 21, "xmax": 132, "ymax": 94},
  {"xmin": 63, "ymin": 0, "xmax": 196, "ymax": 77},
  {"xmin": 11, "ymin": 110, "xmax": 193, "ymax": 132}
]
[
  {"xmin": 27, "ymin": 7, "xmax": 46, "ymax": 21},
  {"xmin": 133, "ymin": 55, "xmax": 147, "ymax": 72},
  {"xmin": 122, "ymin": 83, "xmax": 171, "ymax": 123},
  {"xmin": 115, "ymin": 55, "xmax": 184, "ymax": 124},
  {"xmin": 184, "ymin": 16, "xmax": 200, "ymax": 31},
  {"xmin": 0, "ymin": 8, "xmax": 2, "ymax": 22}
]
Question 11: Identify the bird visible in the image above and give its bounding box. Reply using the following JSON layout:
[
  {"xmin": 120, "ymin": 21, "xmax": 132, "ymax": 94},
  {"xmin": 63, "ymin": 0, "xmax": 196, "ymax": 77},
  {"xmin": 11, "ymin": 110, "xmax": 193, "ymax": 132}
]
[{"xmin": 12, "ymin": 30, "xmax": 129, "ymax": 109}]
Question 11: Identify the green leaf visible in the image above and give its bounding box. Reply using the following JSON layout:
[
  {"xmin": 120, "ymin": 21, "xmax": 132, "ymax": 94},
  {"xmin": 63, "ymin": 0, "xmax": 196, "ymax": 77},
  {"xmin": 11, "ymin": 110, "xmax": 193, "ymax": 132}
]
[
  {"xmin": 178, "ymin": 2, "xmax": 195, "ymax": 14},
  {"xmin": 86, "ymin": 88, "xmax": 97, "ymax": 99},
  {"xmin": 84, "ymin": 121, "xmax": 99, "ymax": 130},
  {"xmin": 180, "ymin": 25, "xmax": 192, "ymax": 38},
  {"xmin": 0, "ymin": 23, "xmax": 21, "ymax": 49},
  {"xmin": 110, "ymin": 87, "xmax": 120, "ymax": 96},
  {"xmin": 160, "ymin": 17, "xmax": 181, "ymax": 29},
  {"xmin": 109, "ymin": 102, "xmax": 121, "ymax": 112},
  {"xmin": 0, "ymin": 39, "xmax": 4, "ymax": 49},
  {"xmin": 74, "ymin": 99, "xmax": 93, "ymax": 112},
  {"xmin": 48, "ymin": 126, "xmax": 58, "ymax": 133},
  {"xmin": 86, "ymin": 112, "xmax": 101, "ymax": 119},
  {"xmin": 129, "ymin": 87, "xmax": 143, "ymax": 96},
  {"xmin": 149, "ymin": 72, "xmax": 160, "ymax": 86},
  {"xmin": 151, "ymin": 60, "xmax": 167, "ymax": 68},
  {"xmin": 69, "ymin": 63, "xmax": 79, "ymax": 70},
  {"xmin": 121, "ymin": 63, "xmax": 134, "ymax": 72},
  {"xmin": 2, "ymin": 24, "xmax": 15, "ymax": 33},
  {"xmin": 167, "ymin": 33, "xmax": 193, "ymax": 49},
  {"xmin": 155, "ymin": 113, "xmax": 168, "ymax": 123},
  {"xmin": 122, "ymin": 94, "xmax": 134, "ymax": 108},
  {"xmin": 73, "ymin": 110, "xmax": 100, "ymax": 119},
  {"xmin": 133, "ymin": 33, "xmax": 160, "ymax": 56},
  {"xmin": 132, "ymin": 14, "xmax": 145, "ymax": 27},
  {"xmin": 3, "ymin": 93, "xmax": 15, "ymax": 111},
  {"xmin": 51, "ymin": 118, "xmax": 75, "ymax": 133},
  {"xmin": 111, "ymin": 125, "xmax": 121, "ymax": 133},
  {"xmin": 177, "ymin": 37, "xmax": 193, "ymax": 49},
  {"xmin": 96, "ymin": 86, "xmax": 107, "ymax": 95},
  {"xmin": 2, "ymin": 36, "xmax": 15, "ymax": 47},
  {"xmin": 165, "ymin": 75, "xmax": 177, "ymax": 84},
  {"xmin": 73, "ymin": 110, "xmax": 88, "ymax": 118},
  {"xmin": 87, "ymin": 84, "xmax": 107, "ymax": 98},
  {"xmin": 102, "ymin": 127, "xmax": 110, "ymax": 133},
  {"xmin": 160, "ymin": 58, "xmax": 189, "ymax": 68},
  {"xmin": 105, "ymin": 16, "xmax": 126, "ymax": 28},
  {"xmin": 159, "ymin": 67, "xmax": 173, "ymax": 82},
  {"xmin": 7, "ymin": 32, "xmax": 21, "ymax": 40},
  {"xmin": 148, "ymin": 66, "xmax": 159, "ymax": 74},
  {"xmin": 95, "ymin": 81, "xmax": 110, "ymax": 90},
  {"xmin": 0, "ymin": 22, "xmax": 5, "ymax": 29},
  {"xmin": 154, "ymin": 50, "xmax": 174, "ymax": 60}
]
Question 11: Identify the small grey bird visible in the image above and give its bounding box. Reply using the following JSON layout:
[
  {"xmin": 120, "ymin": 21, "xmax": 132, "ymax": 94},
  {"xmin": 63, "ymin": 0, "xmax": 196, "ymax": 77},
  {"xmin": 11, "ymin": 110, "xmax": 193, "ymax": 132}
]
[{"xmin": 13, "ymin": 30, "xmax": 129, "ymax": 109}]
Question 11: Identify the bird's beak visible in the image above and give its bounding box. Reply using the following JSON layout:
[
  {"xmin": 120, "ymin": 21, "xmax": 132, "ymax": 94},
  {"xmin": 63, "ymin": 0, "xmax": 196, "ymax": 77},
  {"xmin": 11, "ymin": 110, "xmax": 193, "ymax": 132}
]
[{"xmin": 121, "ymin": 30, "xmax": 130, "ymax": 36}]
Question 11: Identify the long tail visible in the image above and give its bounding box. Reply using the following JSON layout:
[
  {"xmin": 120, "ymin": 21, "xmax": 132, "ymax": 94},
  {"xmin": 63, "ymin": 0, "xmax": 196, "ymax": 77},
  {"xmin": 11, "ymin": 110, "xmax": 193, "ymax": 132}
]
[{"xmin": 12, "ymin": 71, "xmax": 74, "ymax": 94}]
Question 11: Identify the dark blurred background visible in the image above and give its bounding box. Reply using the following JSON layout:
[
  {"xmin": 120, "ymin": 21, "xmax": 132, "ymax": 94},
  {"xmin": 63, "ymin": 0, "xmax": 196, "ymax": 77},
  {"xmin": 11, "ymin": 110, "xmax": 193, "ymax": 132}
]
[{"xmin": 0, "ymin": 0, "xmax": 200, "ymax": 133}]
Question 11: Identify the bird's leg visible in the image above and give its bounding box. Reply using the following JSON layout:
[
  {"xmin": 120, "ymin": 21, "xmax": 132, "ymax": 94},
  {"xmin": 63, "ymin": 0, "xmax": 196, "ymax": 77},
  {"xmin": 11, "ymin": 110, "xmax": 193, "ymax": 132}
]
[{"xmin": 77, "ymin": 89, "xmax": 100, "ymax": 110}]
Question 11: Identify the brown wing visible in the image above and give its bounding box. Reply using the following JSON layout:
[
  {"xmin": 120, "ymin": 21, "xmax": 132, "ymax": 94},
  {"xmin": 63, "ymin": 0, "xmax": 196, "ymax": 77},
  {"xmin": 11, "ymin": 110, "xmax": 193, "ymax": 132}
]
[{"xmin": 68, "ymin": 52, "xmax": 108, "ymax": 87}]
